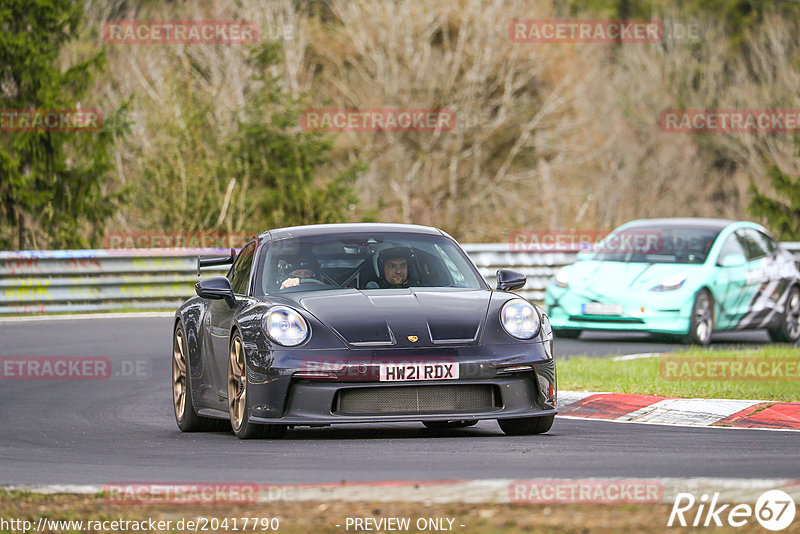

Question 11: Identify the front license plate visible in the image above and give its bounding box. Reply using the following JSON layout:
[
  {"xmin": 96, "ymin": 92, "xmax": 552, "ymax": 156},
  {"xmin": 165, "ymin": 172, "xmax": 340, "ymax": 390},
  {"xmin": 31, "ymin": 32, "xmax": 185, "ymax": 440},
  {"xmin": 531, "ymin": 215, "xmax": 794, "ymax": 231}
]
[
  {"xmin": 582, "ymin": 302, "xmax": 623, "ymax": 315},
  {"xmin": 379, "ymin": 363, "xmax": 459, "ymax": 381}
]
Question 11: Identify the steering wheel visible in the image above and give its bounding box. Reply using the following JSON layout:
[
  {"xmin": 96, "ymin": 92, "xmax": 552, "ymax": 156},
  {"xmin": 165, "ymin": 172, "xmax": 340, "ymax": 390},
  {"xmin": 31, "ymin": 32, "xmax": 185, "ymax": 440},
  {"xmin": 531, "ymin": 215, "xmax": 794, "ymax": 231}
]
[{"xmin": 298, "ymin": 278, "xmax": 325, "ymax": 285}]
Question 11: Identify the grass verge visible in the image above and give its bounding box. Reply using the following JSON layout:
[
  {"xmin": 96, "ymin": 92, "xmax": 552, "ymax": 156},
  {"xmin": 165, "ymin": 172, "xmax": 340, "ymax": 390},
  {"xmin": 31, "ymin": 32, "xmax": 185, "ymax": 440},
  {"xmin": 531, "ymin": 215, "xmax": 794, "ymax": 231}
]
[
  {"xmin": 558, "ymin": 346, "xmax": 800, "ymax": 401},
  {"xmin": 2, "ymin": 492, "xmax": 793, "ymax": 534}
]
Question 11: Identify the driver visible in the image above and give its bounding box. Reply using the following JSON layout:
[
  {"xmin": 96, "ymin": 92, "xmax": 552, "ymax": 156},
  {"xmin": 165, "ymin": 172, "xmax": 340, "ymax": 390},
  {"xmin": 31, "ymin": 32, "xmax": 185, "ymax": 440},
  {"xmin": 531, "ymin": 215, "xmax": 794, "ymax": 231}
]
[
  {"xmin": 279, "ymin": 254, "xmax": 321, "ymax": 289},
  {"xmin": 375, "ymin": 247, "xmax": 413, "ymax": 288}
]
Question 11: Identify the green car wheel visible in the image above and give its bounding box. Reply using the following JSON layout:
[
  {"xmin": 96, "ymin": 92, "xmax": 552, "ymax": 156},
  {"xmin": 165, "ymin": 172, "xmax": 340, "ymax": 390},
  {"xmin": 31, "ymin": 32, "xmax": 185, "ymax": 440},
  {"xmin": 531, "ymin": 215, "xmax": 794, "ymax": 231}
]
[
  {"xmin": 684, "ymin": 290, "xmax": 713, "ymax": 346},
  {"xmin": 768, "ymin": 285, "xmax": 800, "ymax": 343}
]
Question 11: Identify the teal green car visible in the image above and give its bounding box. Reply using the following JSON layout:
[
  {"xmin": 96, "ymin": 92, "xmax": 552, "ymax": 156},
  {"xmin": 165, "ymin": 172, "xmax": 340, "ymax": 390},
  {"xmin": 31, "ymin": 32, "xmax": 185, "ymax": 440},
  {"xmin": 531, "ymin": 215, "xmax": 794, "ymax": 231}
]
[{"xmin": 545, "ymin": 219, "xmax": 800, "ymax": 345}]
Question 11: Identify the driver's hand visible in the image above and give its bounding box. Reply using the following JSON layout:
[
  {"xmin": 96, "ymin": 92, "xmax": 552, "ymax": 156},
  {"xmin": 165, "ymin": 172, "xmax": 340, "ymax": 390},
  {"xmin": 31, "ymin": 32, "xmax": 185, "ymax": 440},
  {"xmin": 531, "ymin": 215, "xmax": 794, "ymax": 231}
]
[{"xmin": 280, "ymin": 277, "xmax": 300, "ymax": 289}]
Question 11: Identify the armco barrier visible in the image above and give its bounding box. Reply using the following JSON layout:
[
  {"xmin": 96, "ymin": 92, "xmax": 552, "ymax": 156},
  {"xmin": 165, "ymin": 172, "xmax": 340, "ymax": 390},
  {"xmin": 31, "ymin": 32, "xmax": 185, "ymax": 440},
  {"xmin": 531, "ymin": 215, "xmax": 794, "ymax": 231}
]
[
  {"xmin": 0, "ymin": 249, "xmax": 228, "ymax": 315},
  {"xmin": 0, "ymin": 244, "xmax": 798, "ymax": 315}
]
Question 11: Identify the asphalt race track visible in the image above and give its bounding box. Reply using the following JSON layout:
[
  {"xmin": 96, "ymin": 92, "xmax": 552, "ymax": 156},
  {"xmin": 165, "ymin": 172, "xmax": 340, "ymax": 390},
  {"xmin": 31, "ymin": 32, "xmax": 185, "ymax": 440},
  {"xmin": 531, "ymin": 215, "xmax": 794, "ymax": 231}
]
[
  {"xmin": 1, "ymin": 316, "xmax": 798, "ymax": 485},
  {"xmin": 554, "ymin": 329, "xmax": 774, "ymax": 358}
]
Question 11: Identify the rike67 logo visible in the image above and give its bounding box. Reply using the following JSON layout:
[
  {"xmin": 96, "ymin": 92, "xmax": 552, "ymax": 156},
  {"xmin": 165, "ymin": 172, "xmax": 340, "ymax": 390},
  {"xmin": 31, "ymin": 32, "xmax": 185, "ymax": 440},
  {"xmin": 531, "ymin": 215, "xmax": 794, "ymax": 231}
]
[{"xmin": 668, "ymin": 490, "xmax": 796, "ymax": 531}]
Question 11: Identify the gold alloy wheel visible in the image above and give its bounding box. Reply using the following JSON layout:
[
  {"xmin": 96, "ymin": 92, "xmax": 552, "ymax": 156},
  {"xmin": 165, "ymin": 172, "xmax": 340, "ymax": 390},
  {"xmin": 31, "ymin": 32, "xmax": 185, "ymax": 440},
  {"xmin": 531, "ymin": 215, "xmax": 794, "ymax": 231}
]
[
  {"xmin": 228, "ymin": 336, "xmax": 246, "ymax": 431},
  {"xmin": 172, "ymin": 327, "xmax": 187, "ymax": 420}
]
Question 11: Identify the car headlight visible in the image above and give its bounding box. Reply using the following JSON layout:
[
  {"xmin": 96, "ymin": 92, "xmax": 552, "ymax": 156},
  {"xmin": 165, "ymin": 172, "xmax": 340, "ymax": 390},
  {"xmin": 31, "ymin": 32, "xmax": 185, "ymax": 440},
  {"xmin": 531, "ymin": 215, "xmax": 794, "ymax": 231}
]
[
  {"xmin": 553, "ymin": 268, "xmax": 569, "ymax": 288},
  {"xmin": 263, "ymin": 306, "xmax": 309, "ymax": 346},
  {"xmin": 650, "ymin": 274, "xmax": 687, "ymax": 292},
  {"xmin": 500, "ymin": 299, "xmax": 541, "ymax": 339}
]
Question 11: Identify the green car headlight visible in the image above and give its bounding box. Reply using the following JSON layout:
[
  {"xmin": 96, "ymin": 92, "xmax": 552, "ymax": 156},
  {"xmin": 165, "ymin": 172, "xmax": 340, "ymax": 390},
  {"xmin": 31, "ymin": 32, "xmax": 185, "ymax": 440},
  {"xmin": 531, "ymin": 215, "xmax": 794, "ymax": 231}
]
[
  {"xmin": 554, "ymin": 268, "xmax": 569, "ymax": 288},
  {"xmin": 650, "ymin": 274, "xmax": 687, "ymax": 292}
]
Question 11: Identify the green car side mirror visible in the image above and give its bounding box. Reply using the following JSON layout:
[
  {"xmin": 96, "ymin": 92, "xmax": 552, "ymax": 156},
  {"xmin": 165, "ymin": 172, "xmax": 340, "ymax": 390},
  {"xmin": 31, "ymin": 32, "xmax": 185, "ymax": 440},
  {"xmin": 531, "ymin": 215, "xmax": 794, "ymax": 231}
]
[{"xmin": 719, "ymin": 253, "xmax": 746, "ymax": 267}]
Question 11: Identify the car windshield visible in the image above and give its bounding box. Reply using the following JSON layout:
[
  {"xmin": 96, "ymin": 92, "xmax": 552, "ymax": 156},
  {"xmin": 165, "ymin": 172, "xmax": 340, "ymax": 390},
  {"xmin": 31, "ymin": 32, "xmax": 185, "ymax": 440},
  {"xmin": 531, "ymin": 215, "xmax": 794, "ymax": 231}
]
[
  {"xmin": 255, "ymin": 232, "xmax": 485, "ymax": 295},
  {"xmin": 590, "ymin": 224, "xmax": 722, "ymax": 264}
]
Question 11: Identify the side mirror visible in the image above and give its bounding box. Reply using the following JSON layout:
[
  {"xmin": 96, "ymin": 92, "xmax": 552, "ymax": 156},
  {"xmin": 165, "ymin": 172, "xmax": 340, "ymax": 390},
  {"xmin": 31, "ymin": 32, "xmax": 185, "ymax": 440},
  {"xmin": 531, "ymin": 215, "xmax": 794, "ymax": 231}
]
[
  {"xmin": 196, "ymin": 276, "xmax": 236, "ymax": 307},
  {"xmin": 719, "ymin": 254, "xmax": 746, "ymax": 268},
  {"xmin": 496, "ymin": 268, "xmax": 526, "ymax": 291}
]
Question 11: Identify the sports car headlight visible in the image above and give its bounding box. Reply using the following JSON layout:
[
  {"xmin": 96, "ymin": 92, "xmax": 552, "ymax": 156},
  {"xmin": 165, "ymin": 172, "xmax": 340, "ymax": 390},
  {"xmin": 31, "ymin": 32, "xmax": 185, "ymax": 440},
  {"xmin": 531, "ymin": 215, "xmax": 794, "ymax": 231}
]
[
  {"xmin": 553, "ymin": 268, "xmax": 569, "ymax": 288},
  {"xmin": 263, "ymin": 306, "xmax": 309, "ymax": 346},
  {"xmin": 501, "ymin": 300, "xmax": 540, "ymax": 339},
  {"xmin": 650, "ymin": 274, "xmax": 687, "ymax": 292}
]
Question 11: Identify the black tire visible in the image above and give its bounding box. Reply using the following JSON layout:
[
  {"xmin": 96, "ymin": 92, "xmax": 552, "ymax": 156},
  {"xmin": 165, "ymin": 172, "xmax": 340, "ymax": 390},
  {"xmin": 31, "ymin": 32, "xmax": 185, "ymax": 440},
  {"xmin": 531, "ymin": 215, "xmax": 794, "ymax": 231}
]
[
  {"xmin": 768, "ymin": 285, "xmax": 800, "ymax": 343},
  {"xmin": 498, "ymin": 415, "xmax": 554, "ymax": 435},
  {"xmin": 683, "ymin": 290, "xmax": 713, "ymax": 346},
  {"xmin": 553, "ymin": 329, "xmax": 581, "ymax": 339},
  {"xmin": 173, "ymin": 322, "xmax": 227, "ymax": 432},
  {"xmin": 228, "ymin": 331, "xmax": 287, "ymax": 439},
  {"xmin": 422, "ymin": 420, "xmax": 478, "ymax": 430}
]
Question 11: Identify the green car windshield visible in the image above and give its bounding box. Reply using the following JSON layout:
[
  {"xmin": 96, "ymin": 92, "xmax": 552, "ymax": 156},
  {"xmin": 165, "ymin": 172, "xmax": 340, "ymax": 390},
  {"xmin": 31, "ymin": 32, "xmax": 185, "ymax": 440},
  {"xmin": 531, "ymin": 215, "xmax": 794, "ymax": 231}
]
[{"xmin": 591, "ymin": 224, "xmax": 722, "ymax": 264}]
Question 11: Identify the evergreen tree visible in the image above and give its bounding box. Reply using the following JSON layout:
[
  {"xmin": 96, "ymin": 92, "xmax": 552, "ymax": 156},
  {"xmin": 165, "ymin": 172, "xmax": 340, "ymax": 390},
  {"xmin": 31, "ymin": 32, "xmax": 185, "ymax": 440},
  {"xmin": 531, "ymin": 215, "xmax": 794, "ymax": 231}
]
[
  {"xmin": 225, "ymin": 42, "xmax": 363, "ymax": 230},
  {"xmin": 749, "ymin": 157, "xmax": 800, "ymax": 240},
  {"xmin": 134, "ymin": 41, "xmax": 362, "ymax": 237},
  {"xmin": 0, "ymin": 0, "xmax": 128, "ymax": 249}
]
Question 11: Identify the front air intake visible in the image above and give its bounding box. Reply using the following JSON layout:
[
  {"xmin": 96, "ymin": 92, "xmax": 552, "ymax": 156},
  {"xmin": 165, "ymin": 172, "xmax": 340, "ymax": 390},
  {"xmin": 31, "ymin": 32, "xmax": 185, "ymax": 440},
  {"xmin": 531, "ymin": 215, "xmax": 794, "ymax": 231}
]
[{"xmin": 333, "ymin": 384, "xmax": 500, "ymax": 415}]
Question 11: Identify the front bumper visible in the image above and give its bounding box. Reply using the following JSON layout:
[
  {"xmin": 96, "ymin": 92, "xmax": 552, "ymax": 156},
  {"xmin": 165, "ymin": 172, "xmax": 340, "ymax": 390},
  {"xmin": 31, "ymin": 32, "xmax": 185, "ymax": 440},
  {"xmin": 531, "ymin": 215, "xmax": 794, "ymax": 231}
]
[
  {"xmin": 545, "ymin": 286, "xmax": 693, "ymax": 335},
  {"xmin": 248, "ymin": 375, "xmax": 555, "ymax": 425},
  {"xmin": 244, "ymin": 343, "xmax": 556, "ymax": 424}
]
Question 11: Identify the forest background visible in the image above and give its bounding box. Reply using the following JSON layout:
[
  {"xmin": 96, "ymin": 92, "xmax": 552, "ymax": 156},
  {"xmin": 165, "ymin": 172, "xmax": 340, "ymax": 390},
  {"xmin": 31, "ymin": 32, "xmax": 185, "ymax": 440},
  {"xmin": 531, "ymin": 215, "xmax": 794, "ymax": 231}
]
[{"xmin": 2, "ymin": 0, "xmax": 800, "ymax": 250}]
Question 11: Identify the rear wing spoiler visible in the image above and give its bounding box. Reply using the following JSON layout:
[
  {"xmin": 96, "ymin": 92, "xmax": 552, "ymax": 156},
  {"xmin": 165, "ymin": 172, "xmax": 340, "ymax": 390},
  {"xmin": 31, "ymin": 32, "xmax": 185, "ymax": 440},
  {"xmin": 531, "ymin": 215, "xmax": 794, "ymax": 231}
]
[{"xmin": 197, "ymin": 249, "xmax": 236, "ymax": 276}]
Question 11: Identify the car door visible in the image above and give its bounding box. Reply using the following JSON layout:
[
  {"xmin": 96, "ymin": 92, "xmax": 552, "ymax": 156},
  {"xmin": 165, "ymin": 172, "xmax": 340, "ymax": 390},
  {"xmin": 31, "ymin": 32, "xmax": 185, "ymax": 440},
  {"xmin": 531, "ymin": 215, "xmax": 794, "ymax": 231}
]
[
  {"xmin": 207, "ymin": 241, "xmax": 256, "ymax": 401},
  {"xmin": 710, "ymin": 231, "xmax": 749, "ymax": 330},
  {"xmin": 734, "ymin": 228, "xmax": 773, "ymax": 329},
  {"xmin": 749, "ymin": 230, "xmax": 796, "ymax": 328}
]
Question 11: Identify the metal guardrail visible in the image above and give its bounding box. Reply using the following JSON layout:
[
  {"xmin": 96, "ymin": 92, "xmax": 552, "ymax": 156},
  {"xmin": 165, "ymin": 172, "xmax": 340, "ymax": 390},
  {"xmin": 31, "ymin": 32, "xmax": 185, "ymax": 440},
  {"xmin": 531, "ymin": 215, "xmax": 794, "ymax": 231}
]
[
  {"xmin": 0, "ymin": 249, "xmax": 227, "ymax": 314},
  {"xmin": 1, "ymin": 243, "xmax": 798, "ymax": 315},
  {"xmin": 463, "ymin": 245, "xmax": 578, "ymax": 302}
]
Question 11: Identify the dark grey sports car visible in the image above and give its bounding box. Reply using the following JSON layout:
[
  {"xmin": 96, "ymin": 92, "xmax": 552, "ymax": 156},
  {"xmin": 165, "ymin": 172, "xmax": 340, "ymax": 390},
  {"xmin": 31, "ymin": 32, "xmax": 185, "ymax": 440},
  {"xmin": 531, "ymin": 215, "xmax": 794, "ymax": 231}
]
[{"xmin": 172, "ymin": 223, "xmax": 556, "ymax": 439}]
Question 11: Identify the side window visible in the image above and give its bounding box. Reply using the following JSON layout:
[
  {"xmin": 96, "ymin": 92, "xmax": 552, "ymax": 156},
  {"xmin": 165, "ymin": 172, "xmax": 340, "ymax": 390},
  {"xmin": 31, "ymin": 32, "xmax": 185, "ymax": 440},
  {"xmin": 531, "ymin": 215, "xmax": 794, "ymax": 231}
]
[
  {"xmin": 230, "ymin": 242, "xmax": 256, "ymax": 295},
  {"xmin": 434, "ymin": 244, "xmax": 465, "ymax": 286},
  {"xmin": 717, "ymin": 233, "xmax": 746, "ymax": 264},
  {"xmin": 753, "ymin": 231, "xmax": 777, "ymax": 255},
  {"xmin": 737, "ymin": 229, "xmax": 768, "ymax": 261}
]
